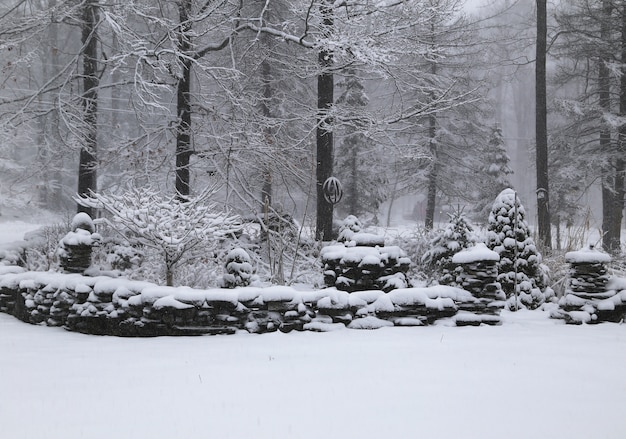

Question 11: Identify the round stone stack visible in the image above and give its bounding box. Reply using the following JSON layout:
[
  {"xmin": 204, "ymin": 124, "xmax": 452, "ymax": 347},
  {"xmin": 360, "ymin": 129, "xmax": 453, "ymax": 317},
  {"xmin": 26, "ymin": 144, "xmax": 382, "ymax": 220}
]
[
  {"xmin": 58, "ymin": 213, "xmax": 100, "ymax": 274},
  {"xmin": 451, "ymin": 243, "xmax": 505, "ymax": 322},
  {"xmin": 320, "ymin": 233, "xmax": 411, "ymax": 293},
  {"xmin": 564, "ymin": 246, "xmax": 611, "ymax": 298}
]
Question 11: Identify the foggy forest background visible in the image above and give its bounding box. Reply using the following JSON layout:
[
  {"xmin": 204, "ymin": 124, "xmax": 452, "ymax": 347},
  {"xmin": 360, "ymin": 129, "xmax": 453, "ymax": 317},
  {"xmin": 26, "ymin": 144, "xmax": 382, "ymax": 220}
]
[{"xmin": 0, "ymin": 0, "xmax": 624, "ymax": 254}]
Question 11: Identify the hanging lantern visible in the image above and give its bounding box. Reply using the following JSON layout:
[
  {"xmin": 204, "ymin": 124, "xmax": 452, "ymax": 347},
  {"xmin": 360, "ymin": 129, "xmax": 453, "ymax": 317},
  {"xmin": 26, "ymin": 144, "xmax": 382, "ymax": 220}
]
[{"xmin": 323, "ymin": 177, "xmax": 343, "ymax": 205}]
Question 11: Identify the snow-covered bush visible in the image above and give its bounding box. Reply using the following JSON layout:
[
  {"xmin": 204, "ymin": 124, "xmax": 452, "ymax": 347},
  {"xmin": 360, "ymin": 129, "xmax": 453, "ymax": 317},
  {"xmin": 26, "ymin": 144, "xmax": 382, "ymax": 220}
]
[
  {"xmin": 76, "ymin": 187, "xmax": 242, "ymax": 286},
  {"xmin": 486, "ymin": 188, "xmax": 546, "ymax": 310},
  {"xmin": 105, "ymin": 242, "xmax": 144, "ymax": 272},
  {"xmin": 220, "ymin": 248, "xmax": 255, "ymax": 288},
  {"xmin": 422, "ymin": 210, "xmax": 476, "ymax": 285},
  {"xmin": 337, "ymin": 215, "xmax": 363, "ymax": 243}
]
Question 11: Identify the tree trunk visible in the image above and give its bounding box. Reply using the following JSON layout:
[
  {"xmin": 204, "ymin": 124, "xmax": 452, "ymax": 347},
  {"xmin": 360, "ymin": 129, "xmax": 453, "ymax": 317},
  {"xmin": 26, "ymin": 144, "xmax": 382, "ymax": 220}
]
[
  {"xmin": 424, "ymin": 112, "xmax": 437, "ymax": 230},
  {"xmin": 175, "ymin": 0, "xmax": 193, "ymax": 201},
  {"xmin": 315, "ymin": 1, "xmax": 334, "ymax": 241},
  {"xmin": 77, "ymin": 1, "xmax": 100, "ymax": 217},
  {"xmin": 260, "ymin": 40, "xmax": 273, "ymax": 210},
  {"xmin": 535, "ymin": 0, "xmax": 551, "ymax": 249},
  {"xmin": 424, "ymin": 30, "xmax": 438, "ymax": 231},
  {"xmin": 349, "ymin": 142, "xmax": 358, "ymax": 215},
  {"xmin": 613, "ymin": 4, "xmax": 626, "ymax": 252},
  {"xmin": 600, "ymin": 0, "xmax": 617, "ymax": 251}
]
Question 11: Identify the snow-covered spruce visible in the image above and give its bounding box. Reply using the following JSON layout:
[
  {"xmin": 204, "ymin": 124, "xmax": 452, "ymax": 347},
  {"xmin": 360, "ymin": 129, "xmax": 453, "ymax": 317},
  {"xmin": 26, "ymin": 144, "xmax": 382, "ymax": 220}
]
[
  {"xmin": 220, "ymin": 247, "xmax": 255, "ymax": 288},
  {"xmin": 472, "ymin": 126, "xmax": 513, "ymax": 221},
  {"xmin": 486, "ymin": 189, "xmax": 546, "ymax": 310},
  {"xmin": 422, "ymin": 210, "xmax": 476, "ymax": 285},
  {"xmin": 57, "ymin": 213, "xmax": 101, "ymax": 274},
  {"xmin": 337, "ymin": 215, "xmax": 363, "ymax": 243}
]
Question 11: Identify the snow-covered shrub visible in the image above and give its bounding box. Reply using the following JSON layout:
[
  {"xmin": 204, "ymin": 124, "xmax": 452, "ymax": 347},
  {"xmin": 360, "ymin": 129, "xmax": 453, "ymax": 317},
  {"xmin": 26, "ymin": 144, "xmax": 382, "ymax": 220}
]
[
  {"xmin": 422, "ymin": 210, "xmax": 476, "ymax": 285},
  {"xmin": 220, "ymin": 248, "xmax": 255, "ymax": 288},
  {"xmin": 337, "ymin": 215, "xmax": 363, "ymax": 243},
  {"xmin": 76, "ymin": 186, "xmax": 242, "ymax": 286},
  {"xmin": 105, "ymin": 242, "xmax": 144, "ymax": 272},
  {"xmin": 57, "ymin": 213, "xmax": 101, "ymax": 273},
  {"xmin": 486, "ymin": 188, "xmax": 546, "ymax": 310}
]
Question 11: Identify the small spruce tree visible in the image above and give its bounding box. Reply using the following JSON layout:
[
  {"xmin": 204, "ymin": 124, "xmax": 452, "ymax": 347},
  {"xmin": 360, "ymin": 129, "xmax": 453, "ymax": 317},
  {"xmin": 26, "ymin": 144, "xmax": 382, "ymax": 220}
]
[
  {"xmin": 220, "ymin": 248, "xmax": 255, "ymax": 288},
  {"xmin": 422, "ymin": 209, "xmax": 476, "ymax": 285},
  {"xmin": 486, "ymin": 188, "xmax": 546, "ymax": 310},
  {"xmin": 473, "ymin": 126, "xmax": 513, "ymax": 221}
]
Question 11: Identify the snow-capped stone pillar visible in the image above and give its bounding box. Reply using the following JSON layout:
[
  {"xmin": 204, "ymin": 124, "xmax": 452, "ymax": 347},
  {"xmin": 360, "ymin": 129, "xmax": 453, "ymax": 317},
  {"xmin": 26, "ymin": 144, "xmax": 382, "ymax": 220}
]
[
  {"xmin": 57, "ymin": 213, "xmax": 101, "ymax": 273},
  {"xmin": 451, "ymin": 243, "xmax": 504, "ymax": 301},
  {"xmin": 564, "ymin": 246, "xmax": 611, "ymax": 295}
]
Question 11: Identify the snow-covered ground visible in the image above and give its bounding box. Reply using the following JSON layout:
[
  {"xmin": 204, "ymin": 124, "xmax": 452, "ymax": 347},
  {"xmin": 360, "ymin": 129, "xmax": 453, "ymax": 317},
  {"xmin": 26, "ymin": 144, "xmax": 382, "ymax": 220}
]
[
  {"xmin": 2, "ymin": 220, "xmax": 626, "ymax": 439},
  {"xmin": 2, "ymin": 312, "xmax": 626, "ymax": 439}
]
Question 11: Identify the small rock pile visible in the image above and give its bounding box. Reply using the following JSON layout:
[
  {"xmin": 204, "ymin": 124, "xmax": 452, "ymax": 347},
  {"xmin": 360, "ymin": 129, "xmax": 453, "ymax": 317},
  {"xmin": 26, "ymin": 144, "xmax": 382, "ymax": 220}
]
[
  {"xmin": 565, "ymin": 246, "xmax": 611, "ymax": 296},
  {"xmin": 321, "ymin": 239, "xmax": 411, "ymax": 292},
  {"xmin": 57, "ymin": 213, "xmax": 101, "ymax": 273},
  {"xmin": 552, "ymin": 246, "xmax": 626, "ymax": 324},
  {"xmin": 451, "ymin": 243, "xmax": 505, "ymax": 325}
]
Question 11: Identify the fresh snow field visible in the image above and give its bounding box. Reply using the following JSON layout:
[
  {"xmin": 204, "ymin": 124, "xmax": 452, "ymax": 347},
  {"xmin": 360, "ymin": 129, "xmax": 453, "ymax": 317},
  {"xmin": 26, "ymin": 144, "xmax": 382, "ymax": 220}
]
[{"xmin": 1, "ymin": 220, "xmax": 626, "ymax": 439}]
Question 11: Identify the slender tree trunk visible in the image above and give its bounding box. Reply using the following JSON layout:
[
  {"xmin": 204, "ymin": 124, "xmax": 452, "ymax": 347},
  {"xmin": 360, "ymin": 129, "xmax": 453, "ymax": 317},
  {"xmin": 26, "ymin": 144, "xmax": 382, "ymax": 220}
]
[
  {"xmin": 424, "ymin": 29, "xmax": 438, "ymax": 231},
  {"xmin": 535, "ymin": 0, "xmax": 551, "ymax": 249},
  {"xmin": 77, "ymin": 0, "xmax": 100, "ymax": 217},
  {"xmin": 600, "ymin": 0, "xmax": 616, "ymax": 251},
  {"xmin": 349, "ymin": 142, "xmax": 358, "ymax": 215},
  {"xmin": 260, "ymin": 39, "xmax": 273, "ymax": 210},
  {"xmin": 315, "ymin": 1, "xmax": 334, "ymax": 241},
  {"xmin": 424, "ymin": 112, "xmax": 437, "ymax": 230},
  {"xmin": 175, "ymin": 0, "xmax": 193, "ymax": 200},
  {"xmin": 613, "ymin": 4, "xmax": 626, "ymax": 251}
]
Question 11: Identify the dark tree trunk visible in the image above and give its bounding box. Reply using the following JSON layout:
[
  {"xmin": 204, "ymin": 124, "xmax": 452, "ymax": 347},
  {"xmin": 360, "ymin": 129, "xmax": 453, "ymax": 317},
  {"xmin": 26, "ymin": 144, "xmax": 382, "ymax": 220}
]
[
  {"xmin": 315, "ymin": 1, "xmax": 334, "ymax": 241},
  {"xmin": 175, "ymin": 0, "xmax": 193, "ymax": 201},
  {"xmin": 600, "ymin": 0, "xmax": 617, "ymax": 251},
  {"xmin": 77, "ymin": 1, "xmax": 100, "ymax": 217},
  {"xmin": 613, "ymin": 4, "xmax": 626, "ymax": 251},
  {"xmin": 424, "ymin": 112, "xmax": 437, "ymax": 230},
  {"xmin": 349, "ymin": 144, "xmax": 358, "ymax": 215},
  {"xmin": 424, "ymin": 36, "xmax": 438, "ymax": 230},
  {"xmin": 260, "ymin": 43, "xmax": 273, "ymax": 210},
  {"xmin": 535, "ymin": 0, "xmax": 551, "ymax": 249}
]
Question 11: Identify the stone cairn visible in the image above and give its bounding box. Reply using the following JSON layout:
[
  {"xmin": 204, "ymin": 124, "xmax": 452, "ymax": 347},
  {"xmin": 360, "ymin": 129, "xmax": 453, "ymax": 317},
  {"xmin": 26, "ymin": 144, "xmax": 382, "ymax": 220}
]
[
  {"xmin": 321, "ymin": 232, "xmax": 411, "ymax": 293},
  {"xmin": 57, "ymin": 213, "xmax": 101, "ymax": 273},
  {"xmin": 565, "ymin": 245, "xmax": 611, "ymax": 296},
  {"xmin": 451, "ymin": 243, "xmax": 505, "ymax": 325},
  {"xmin": 553, "ymin": 245, "xmax": 622, "ymax": 324}
]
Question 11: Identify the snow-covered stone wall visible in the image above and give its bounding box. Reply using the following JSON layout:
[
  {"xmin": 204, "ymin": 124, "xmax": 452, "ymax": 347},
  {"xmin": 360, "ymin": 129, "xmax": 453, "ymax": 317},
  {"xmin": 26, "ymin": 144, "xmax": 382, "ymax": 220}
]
[{"xmin": 0, "ymin": 266, "xmax": 501, "ymax": 336}]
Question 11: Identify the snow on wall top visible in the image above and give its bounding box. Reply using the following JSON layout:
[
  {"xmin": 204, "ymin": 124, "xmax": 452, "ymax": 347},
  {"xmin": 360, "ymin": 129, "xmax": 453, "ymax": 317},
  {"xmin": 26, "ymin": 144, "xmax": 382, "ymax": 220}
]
[
  {"xmin": 451, "ymin": 243, "xmax": 500, "ymax": 264},
  {"xmin": 0, "ymin": 270, "xmax": 474, "ymax": 311},
  {"xmin": 564, "ymin": 246, "xmax": 612, "ymax": 264}
]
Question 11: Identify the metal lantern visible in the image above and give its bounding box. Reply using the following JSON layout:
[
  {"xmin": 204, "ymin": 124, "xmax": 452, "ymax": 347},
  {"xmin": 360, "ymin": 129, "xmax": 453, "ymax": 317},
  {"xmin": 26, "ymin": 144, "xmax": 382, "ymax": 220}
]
[{"xmin": 322, "ymin": 177, "xmax": 343, "ymax": 205}]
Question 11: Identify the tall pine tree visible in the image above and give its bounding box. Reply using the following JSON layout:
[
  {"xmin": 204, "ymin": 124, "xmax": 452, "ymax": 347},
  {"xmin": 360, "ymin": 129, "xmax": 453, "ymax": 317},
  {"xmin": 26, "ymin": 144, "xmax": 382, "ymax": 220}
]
[{"xmin": 473, "ymin": 126, "xmax": 513, "ymax": 222}]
